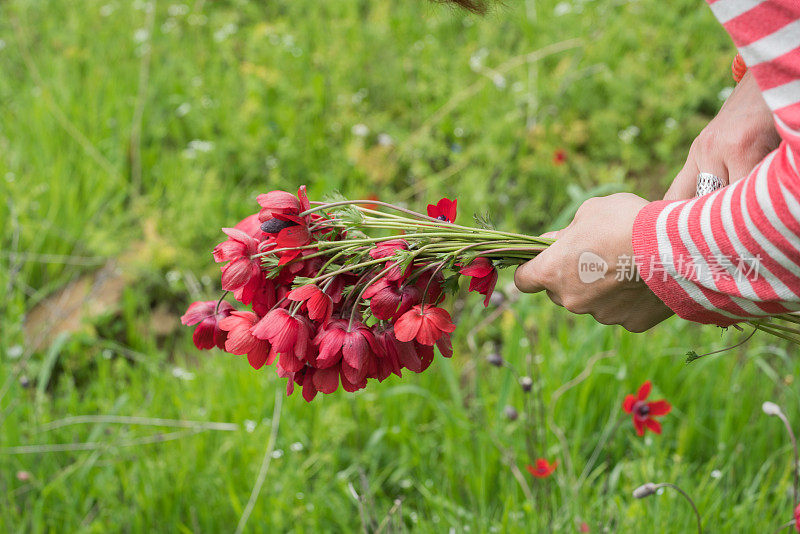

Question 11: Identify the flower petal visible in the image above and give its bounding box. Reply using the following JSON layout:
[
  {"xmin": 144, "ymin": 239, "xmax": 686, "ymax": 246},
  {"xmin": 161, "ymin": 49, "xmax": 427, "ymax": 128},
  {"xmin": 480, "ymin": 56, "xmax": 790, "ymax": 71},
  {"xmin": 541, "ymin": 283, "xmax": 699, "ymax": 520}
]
[
  {"xmin": 622, "ymin": 394, "xmax": 636, "ymax": 413},
  {"xmin": 647, "ymin": 400, "xmax": 672, "ymax": 416},
  {"xmin": 645, "ymin": 418, "xmax": 662, "ymax": 434},
  {"xmin": 637, "ymin": 381, "xmax": 652, "ymax": 401}
]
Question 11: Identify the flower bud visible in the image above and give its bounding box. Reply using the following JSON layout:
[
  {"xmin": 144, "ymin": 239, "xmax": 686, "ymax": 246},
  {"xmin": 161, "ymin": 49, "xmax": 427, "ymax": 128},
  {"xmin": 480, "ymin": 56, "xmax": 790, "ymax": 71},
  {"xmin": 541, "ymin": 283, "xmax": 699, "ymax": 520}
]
[
  {"xmin": 632, "ymin": 483, "xmax": 658, "ymax": 499},
  {"xmin": 486, "ymin": 352, "xmax": 504, "ymax": 367},
  {"xmin": 19, "ymin": 375, "xmax": 30, "ymax": 388},
  {"xmin": 520, "ymin": 376, "xmax": 533, "ymax": 392},
  {"xmin": 762, "ymin": 401, "xmax": 783, "ymax": 417},
  {"xmin": 504, "ymin": 405, "xmax": 518, "ymax": 421}
]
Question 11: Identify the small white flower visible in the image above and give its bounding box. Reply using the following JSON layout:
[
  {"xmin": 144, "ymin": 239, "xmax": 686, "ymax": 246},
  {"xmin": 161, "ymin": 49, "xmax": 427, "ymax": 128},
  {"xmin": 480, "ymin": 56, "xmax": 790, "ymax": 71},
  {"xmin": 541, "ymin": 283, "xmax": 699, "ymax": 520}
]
[
  {"xmin": 492, "ymin": 74, "xmax": 507, "ymax": 89},
  {"xmin": 7, "ymin": 345, "xmax": 23, "ymax": 359},
  {"xmin": 176, "ymin": 103, "xmax": 191, "ymax": 117},
  {"xmin": 377, "ymin": 133, "xmax": 394, "ymax": 146},
  {"xmin": 171, "ymin": 367, "xmax": 195, "ymax": 381},
  {"xmin": 133, "ymin": 28, "xmax": 150, "ymax": 43},
  {"xmin": 295, "ymin": 492, "xmax": 304, "ymax": 500},
  {"xmin": 664, "ymin": 117, "xmax": 677, "ymax": 131},
  {"xmin": 213, "ymin": 23, "xmax": 238, "ymax": 42},
  {"xmin": 762, "ymin": 401, "xmax": 783, "ymax": 416},
  {"xmin": 290, "ymin": 441, "xmax": 304, "ymax": 452},
  {"xmin": 454, "ymin": 127, "xmax": 464, "ymax": 138},
  {"xmin": 167, "ymin": 3, "xmax": 189, "ymax": 16},
  {"xmin": 188, "ymin": 140, "xmax": 214, "ymax": 152},
  {"xmin": 99, "ymin": 4, "xmax": 115, "ymax": 17},
  {"xmin": 351, "ymin": 124, "xmax": 369, "ymax": 137},
  {"xmin": 554, "ymin": 2, "xmax": 572, "ymax": 16},
  {"xmin": 271, "ymin": 449, "xmax": 284, "ymax": 459},
  {"xmin": 710, "ymin": 469, "xmax": 722, "ymax": 479},
  {"xmin": 244, "ymin": 420, "xmax": 256, "ymax": 433},
  {"xmin": 618, "ymin": 125, "xmax": 641, "ymax": 143}
]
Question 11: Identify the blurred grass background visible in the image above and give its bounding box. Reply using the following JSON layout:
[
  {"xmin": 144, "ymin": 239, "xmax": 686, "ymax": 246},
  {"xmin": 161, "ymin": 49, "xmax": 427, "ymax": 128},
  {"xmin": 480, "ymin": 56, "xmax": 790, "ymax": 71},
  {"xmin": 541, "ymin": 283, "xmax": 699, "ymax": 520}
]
[{"xmin": 1, "ymin": 0, "xmax": 798, "ymax": 531}]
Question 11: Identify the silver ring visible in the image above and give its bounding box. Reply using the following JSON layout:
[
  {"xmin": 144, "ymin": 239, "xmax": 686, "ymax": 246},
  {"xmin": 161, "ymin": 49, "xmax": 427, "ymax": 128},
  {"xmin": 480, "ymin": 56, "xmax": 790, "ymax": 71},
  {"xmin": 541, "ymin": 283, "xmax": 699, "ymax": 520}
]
[{"xmin": 696, "ymin": 172, "xmax": 725, "ymax": 197}]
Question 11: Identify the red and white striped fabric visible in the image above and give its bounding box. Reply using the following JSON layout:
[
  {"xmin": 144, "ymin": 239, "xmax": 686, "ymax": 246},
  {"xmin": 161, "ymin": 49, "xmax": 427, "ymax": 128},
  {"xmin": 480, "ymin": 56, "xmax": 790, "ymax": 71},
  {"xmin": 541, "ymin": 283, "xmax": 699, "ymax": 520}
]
[{"xmin": 632, "ymin": 0, "xmax": 800, "ymax": 326}]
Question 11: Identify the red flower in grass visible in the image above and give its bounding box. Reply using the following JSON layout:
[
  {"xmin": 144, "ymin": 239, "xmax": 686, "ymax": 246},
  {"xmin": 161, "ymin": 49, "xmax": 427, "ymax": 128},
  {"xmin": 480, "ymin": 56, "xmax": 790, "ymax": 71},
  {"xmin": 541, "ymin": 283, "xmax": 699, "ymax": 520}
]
[
  {"xmin": 552, "ymin": 148, "xmax": 567, "ymax": 166},
  {"xmin": 181, "ymin": 300, "xmax": 234, "ymax": 350},
  {"xmin": 394, "ymin": 305, "xmax": 456, "ymax": 346},
  {"xmin": 218, "ymin": 311, "xmax": 274, "ymax": 369},
  {"xmin": 287, "ymin": 284, "xmax": 333, "ymax": 324},
  {"xmin": 251, "ymin": 308, "xmax": 315, "ymax": 373},
  {"xmin": 363, "ymin": 279, "xmax": 420, "ymax": 321},
  {"xmin": 459, "ymin": 257, "xmax": 498, "ymax": 307},
  {"xmin": 527, "ymin": 458, "xmax": 557, "ymax": 478},
  {"xmin": 427, "ymin": 197, "xmax": 457, "ymax": 223},
  {"xmin": 622, "ymin": 381, "xmax": 672, "ymax": 436},
  {"xmin": 794, "ymin": 502, "xmax": 800, "ymax": 532}
]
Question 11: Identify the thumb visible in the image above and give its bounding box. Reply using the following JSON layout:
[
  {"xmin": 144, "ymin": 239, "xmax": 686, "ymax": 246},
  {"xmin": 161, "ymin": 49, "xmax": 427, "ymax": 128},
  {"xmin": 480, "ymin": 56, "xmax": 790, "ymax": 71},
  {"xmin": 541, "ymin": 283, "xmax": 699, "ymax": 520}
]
[{"xmin": 514, "ymin": 257, "xmax": 548, "ymax": 293}]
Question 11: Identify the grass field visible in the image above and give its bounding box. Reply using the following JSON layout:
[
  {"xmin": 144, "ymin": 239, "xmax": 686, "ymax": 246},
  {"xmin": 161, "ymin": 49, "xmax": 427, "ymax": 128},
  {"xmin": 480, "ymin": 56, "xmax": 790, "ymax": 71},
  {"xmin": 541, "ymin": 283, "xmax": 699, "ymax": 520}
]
[{"xmin": 1, "ymin": 0, "xmax": 798, "ymax": 532}]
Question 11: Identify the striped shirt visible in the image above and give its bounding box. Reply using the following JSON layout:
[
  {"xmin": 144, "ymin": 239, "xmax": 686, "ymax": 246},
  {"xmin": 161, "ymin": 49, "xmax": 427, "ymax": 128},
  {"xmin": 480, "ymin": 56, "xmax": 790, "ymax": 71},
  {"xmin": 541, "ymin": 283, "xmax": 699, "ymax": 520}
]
[{"xmin": 632, "ymin": 0, "xmax": 800, "ymax": 326}]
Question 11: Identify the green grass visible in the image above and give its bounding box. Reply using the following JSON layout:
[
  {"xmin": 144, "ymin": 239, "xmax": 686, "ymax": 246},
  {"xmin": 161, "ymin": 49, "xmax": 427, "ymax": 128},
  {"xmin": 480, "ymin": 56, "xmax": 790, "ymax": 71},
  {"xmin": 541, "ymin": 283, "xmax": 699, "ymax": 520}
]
[{"xmin": 1, "ymin": 0, "xmax": 797, "ymax": 531}]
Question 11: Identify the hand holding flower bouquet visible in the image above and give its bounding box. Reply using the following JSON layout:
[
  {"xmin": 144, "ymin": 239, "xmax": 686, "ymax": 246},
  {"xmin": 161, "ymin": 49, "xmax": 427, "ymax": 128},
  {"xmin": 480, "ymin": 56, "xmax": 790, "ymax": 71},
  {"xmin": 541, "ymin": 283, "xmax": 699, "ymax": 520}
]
[{"xmin": 181, "ymin": 186, "xmax": 550, "ymax": 401}]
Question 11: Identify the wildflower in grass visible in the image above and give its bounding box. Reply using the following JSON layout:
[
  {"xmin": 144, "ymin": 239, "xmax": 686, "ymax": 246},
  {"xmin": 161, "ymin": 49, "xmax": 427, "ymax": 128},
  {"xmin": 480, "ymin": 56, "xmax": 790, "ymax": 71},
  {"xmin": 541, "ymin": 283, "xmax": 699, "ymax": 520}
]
[
  {"xmin": 181, "ymin": 300, "xmax": 234, "ymax": 350},
  {"xmin": 486, "ymin": 352, "xmax": 504, "ymax": 367},
  {"xmin": 622, "ymin": 381, "xmax": 672, "ymax": 436},
  {"xmin": 553, "ymin": 148, "xmax": 567, "ymax": 165},
  {"xmin": 527, "ymin": 458, "xmax": 557, "ymax": 478},
  {"xmin": 218, "ymin": 311, "xmax": 274, "ymax": 370},
  {"xmin": 426, "ymin": 197, "xmax": 457, "ymax": 222},
  {"xmin": 459, "ymin": 257, "xmax": 498, "ymax": 306},
  {"xmin": 394, "ymin": 305, "xmax": 456, "ymax": 345},
  {"xmin": 794, "ymin": 502, "xmax": 800, "ymax": 532},
  {"xmin": 520, "ymin": 376, "xmax": 533, "ymax": 392}
]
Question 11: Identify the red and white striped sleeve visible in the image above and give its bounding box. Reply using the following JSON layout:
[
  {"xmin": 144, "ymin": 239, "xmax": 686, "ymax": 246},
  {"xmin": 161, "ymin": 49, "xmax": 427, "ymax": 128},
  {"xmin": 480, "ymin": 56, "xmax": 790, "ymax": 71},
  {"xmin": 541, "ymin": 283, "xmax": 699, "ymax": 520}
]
[{"xmin": 631, "ymin": 0, "xmax": 800, "ymax": 326}]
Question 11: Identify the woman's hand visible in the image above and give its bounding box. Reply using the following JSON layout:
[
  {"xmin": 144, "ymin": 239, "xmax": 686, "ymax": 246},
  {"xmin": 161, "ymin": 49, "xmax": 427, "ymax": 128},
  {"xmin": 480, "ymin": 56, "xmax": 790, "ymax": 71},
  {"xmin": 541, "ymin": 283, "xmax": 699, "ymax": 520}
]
[
  {"xmin": 514, "ymin": 193, "xmax": 673, "ymax": 332},
  {"xmin": 664, "ymin": 71, "xmax": 781, "ymax": 200}
]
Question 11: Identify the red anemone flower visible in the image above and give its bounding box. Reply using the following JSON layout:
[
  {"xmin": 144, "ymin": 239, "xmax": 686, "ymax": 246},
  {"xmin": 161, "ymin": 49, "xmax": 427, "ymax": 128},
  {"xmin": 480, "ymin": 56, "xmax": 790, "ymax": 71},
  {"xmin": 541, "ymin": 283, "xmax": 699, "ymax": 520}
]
[
  {"xmin": 427, "ymin": 197, "xmax": 457, "ymax": 223},
  {"xmin": 369, "ymin": 240, "xmax": 411, "ymax": 282},
  {"xmin": 459, "ymin": 257, "xmax": 498, "ymax": 307},
  {"xmin": 526, "ymin": 458, "xmax": 557, "ymax": 478},
  {"xmin": 394, "ymin": 305, "xmax": 456, "ymax": 346},
  {"xmin": 218, "ymin": 311, "xmax": 274, "ymax": 369},
  {"xmin": 552, "ymin": 148, "xmax": 567, "ymax": 166},
  {"xmin": 251, "ymin": 308, "xmax": 314, "ymax": 373},
  {"xmin": 287, "ymin": 284, "xmax": 333, "ymax": 324},
  {"xmin": 363, "ymin": 279, "xmax": 420, "ymax": 321},
  {"xmin": 213, "ymin": 228, "xmax": 262, "ymax": 300},
  {"xmin": 622, "ymin": 381, "xmax": 672, "ymax": 436},
  {"xmin": 181, "ymin": 300, "xmax": 234, "ymax": 350},
  {"xmin": 234, "ymin": 213, "xmax": 265, "ymax": 238},
  {"xmin": 313, "ymin": 320, "xmax": 381, "ymax": 384}
]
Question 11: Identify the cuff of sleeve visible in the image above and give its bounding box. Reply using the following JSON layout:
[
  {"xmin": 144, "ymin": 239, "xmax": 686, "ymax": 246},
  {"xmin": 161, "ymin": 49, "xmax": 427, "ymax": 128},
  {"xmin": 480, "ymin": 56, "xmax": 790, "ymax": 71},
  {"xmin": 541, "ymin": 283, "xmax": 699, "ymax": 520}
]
[{"xmin": 632, "ymin": 200, "xmax": 736, "ymax": 327}]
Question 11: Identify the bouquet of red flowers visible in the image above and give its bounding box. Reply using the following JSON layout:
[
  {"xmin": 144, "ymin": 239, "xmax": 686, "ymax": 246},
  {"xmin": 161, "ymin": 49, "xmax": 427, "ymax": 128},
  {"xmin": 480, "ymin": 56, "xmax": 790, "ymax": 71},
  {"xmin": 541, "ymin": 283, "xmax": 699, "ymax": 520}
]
[{"xmin": 181, "ymin": 186, "xmax": 550, "ymax": 401}]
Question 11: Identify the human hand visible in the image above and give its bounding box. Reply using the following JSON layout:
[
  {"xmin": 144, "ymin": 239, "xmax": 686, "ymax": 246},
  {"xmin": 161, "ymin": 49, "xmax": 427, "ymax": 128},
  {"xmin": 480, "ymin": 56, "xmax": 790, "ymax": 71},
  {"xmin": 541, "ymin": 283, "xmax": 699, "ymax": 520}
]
[
  {"xmin": 514, "ymin": 193, "xmax": 673, "ymax": 332},
  {"xmin": 664, "ymin": 72, "xmax": 781, "ymax": 200}
]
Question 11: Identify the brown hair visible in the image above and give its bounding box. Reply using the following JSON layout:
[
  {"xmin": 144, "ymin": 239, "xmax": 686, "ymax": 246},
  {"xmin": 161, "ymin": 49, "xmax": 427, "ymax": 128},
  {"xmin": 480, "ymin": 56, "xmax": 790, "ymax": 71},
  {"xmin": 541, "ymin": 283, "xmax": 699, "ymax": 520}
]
[{"xmin": 432, "ymin": 0, "xmax": 490, "ymax": 14}]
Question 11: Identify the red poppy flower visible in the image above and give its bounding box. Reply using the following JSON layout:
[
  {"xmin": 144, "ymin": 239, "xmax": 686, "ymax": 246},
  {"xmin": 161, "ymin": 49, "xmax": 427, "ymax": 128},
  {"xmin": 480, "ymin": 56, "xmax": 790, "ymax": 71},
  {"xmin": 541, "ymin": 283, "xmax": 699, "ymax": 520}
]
[
  {"xmin": 526, "ymin": 458, "xmax": 557, "ymax": 478},
  {"xmin": 622, "ymin": 381, "xmax": 672, "ymax": 436},
  {"xmin": 251, "ymin": 308, "xmax": 314, "ymax": 373},
  {"xmin": 394, "ymin": 305, "xmax": 456, "ymax": 346},
  {"xmin": 427, "ymin": 197, "xmax": 457, "ymax": 223},
  {"xmin": 256, "ymin": 190, "xmax": 302, "ymax": 222},
  {"xmin": 287, "ymin": 284, "xmax": 333, "ymax": 324},
  {"xmin": 181, "ymin": 300, "xmax": 234, "ymax": 350},
  {"xmin": 459, "ymin": 257, "xmax": 498, "ymax": 307},
  {"xmin": 363, "ymin": 279, "xmax": 421, "ymax": 321},
  {"xmin": 218, "ymin": 311, "xmax": 274, "ymax": 369},
  {"xmin": 552, "ymin": 148, "xmax": 567, "ymax": 166}
]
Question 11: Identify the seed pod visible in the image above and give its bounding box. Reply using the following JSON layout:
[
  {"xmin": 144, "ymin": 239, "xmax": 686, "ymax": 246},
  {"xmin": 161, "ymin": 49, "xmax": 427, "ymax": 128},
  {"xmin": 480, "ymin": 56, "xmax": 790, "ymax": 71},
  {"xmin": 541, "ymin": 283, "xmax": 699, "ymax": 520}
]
[
  {"xmin": 503, "ymin": 405, "xmax": 518, "ymax": 421},
  {"xmin": 260, "ymin": 218, "xmax": 298, "ymax": 234},
  {"xmin": 486, "ymin": 352, "xmax": 504, "ymax": 367},
  {"xmin": 632, "ymin": 483, "xmax": 658, "ymax": 499},
  {"xmin": 520, "ymin": 376, "xmax": 533, "ymax": 392}
]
